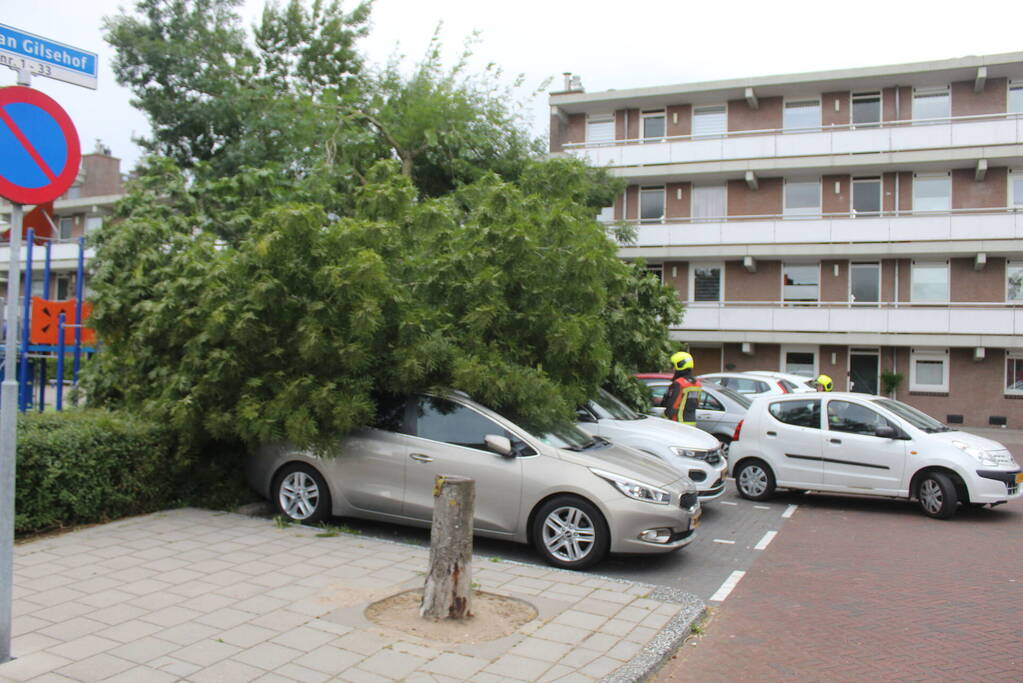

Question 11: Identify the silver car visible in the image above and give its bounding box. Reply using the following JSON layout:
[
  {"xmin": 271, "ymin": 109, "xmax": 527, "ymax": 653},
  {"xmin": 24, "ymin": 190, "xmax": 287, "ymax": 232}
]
[
  {"xmin": 576, "ymin": 390, "xmax": 728, "ymax": 502},
  {"xmin": 639, "ymin": 379, "xmax": 751, "ymax": 454},
  {"xmin": 247, "ymin": 392, "xmax": 701, "ymax": 570}
]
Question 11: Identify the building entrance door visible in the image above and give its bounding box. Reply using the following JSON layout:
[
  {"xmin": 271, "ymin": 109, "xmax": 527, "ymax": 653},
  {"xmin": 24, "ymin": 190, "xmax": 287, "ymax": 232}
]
[{"xmin": 849, "ymin": 350, "xmax": 879, "ymax": 394}]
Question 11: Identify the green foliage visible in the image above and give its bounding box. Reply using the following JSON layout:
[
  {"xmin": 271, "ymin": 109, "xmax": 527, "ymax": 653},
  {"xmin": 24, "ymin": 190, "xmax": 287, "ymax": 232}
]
[
  {"xmin": 86, "ymin": 156, "xmax": 679, "ymax": 446},
  {"xmin": 13, "ymin": 410, "xmax": 252, "ymax": 536},
  {"xmin": 881, "ymin": 370, "xmax": 904, "ymax": 396}
]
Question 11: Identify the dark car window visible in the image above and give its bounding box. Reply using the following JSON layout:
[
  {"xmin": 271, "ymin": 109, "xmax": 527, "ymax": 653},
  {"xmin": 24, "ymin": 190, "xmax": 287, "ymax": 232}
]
[
  {"xmin": 769, "ymin": 399, "xmax": 821, "ymax": 429},
  {"xmin": 648, "ymin": 383, "xmax": 670, "ymax": 403},
  {"xmin": 372, "ymin": 395, "xmax": 411, "ymax": 433},
  {"xmin": 698, "ymin": 391, "xmax": 724, "ymax": 412},
  {"xmin": 828, "ymin": 400, "xmax": 895, "ymax": 436},
  {"xmin": 587, "ymin": 389, "xmax": 642, "ymax": 420},
  {"xmin": 778, "ymin": 379, "xmax": 798, "ymax": 392},
  {"xmin": 414, "ymin": 396, "xmax": 515, "ymax": 452},
  {"xmin": 711, "ymin": 385, "xmax": 752, "ymax": 409}
]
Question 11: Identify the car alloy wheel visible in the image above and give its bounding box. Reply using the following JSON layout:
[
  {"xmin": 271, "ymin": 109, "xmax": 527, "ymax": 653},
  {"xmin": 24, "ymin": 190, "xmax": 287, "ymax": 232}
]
[
  {"xmin": 543, "ymin": 506, "xmax": 596, "ymax": 563},
  {"xmin": 532, "ymin": 496, "xmax": 610, "ymax": 570},
  {"xmin": 274, "ymin": 463, "xmax": 331, "ymax": 524}
]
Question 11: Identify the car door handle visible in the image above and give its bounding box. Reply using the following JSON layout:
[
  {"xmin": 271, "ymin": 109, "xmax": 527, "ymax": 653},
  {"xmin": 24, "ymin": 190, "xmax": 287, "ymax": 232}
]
[
  {"xmin": 766, "ymin": 430, "xmax": 777, "ymax": 436},
  {"xmin": 409, "ymin": 453, "xmax": 433, "ymax": 463},
  {"xmin": 830, "ymin": 438, "xmax": 842, "ymax": 444}
]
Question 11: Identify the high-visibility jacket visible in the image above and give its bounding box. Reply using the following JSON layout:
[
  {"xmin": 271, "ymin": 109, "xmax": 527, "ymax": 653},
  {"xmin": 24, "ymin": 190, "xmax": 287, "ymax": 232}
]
[{"xmin": 662, "ymin": 375, "xmax": 702, "ymax": 426}]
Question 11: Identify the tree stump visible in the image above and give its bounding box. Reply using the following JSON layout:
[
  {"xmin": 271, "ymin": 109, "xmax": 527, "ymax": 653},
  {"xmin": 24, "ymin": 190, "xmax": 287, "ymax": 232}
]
[{"xmin": 420, "ymin": 475, "xmax": 475, "ymax": 620}]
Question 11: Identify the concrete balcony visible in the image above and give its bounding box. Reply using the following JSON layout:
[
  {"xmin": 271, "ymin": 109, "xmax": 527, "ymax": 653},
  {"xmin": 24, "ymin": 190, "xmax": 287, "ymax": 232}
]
[
  {"xmin": 678, "ymin": 301, "xmax": 1023, "ymax": 347},
  {"xmin": 619, "ymin": 208, "xmax": 1023, "ymax": 259},
  {"xmin": 0, "ymin": 240, "xmax": 93, "ymax": 272},
  {"xmin": 567, "ymin": 113, "xmax": 1023, "ymax": 170}
]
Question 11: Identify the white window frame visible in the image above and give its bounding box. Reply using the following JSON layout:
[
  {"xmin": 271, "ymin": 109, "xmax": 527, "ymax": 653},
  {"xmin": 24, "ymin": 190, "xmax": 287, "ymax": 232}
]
[
  {"xmin": 912, "ymin": 172, "xmax": 951, "ymax": 213},
  {"xmin": 781, "ymin": 262, "xmax": 821, "ymax": 303},
  {"xmin": 641, "ymin": 109, "xmax": 666, "ymax": 141},
  {"xmin": 779, "ymin": 345, "xmax": 819, "ymax": 379},
  {"xmin": 1010, "ymin": 169, "xmax": 1023, "ymax": 208},
  {"xmin": 1007, "ymin": 260, "xmax": 1023, "ymax": 303},
  {"xmin": 692, "ymin": 104, "xmax": 727, "ymax": 138},
  {"xmin": 910, "ymin": 260, "xmax": 949, "ymax": 303},
  {"xmin": 639, "ymin": 186, "xmax": 665, "ymax": 223},
  {"xmin": 783, "ymin": 98, "xmax": 821, "ymax": 132},
  {"xmin": 783, "ymin": 178, "xmax": 821, "ymax": 218},
  {"xmin": 1006, "ymin": 350, "xmax": 1023, "ymax": 395},
  {"xmin": 851, "ymin": 176, "xmax": 882, "ymax": 216},
  {"xmin": 58, "ymin": 217, "xmax": 74, "ymax": 240},
  {"xmin": 1008, "ymin": 80, "xmax": 1023, "ymax": 114},
  {"xmin": 849, "ymin": 261, "xmax": 881, "ymax": 304},
  {"xmin": 689, "ymin": 262, "xmax": 724, "ymax": 303},
  {"xmin": 585, "ymin": 113, "xmax": 615, "ymax": 145},
  {"xmin": 691, "ymin": 184, "xmax": 727, "ymax": 223},
  {"xmin": 850, "ymin": 91, "xmax": 883, "ymax": 127},
  {"xmin": 912, "ymin": 86, "xmax": 950, "ymax": 123},
  {"xmin": 910, "ymin": 348, "xmax": 949, "ymax": 392}
]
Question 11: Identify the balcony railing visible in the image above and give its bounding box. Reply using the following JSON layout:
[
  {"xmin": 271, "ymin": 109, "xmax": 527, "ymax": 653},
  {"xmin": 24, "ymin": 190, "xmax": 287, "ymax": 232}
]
[
  {"xmin": 565, "ymin": 111, "xmax": 1023, "ymax": 167},
  {"xmin": 614, "ymin": 206, "xmax": 1023, "ymax": 249},
  {"xmin": 680, "ymin": 300, "xmax": 1023, "ymax": 337}
]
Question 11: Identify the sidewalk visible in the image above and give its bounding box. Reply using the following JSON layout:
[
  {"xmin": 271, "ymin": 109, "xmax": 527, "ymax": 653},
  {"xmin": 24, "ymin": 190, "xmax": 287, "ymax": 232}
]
[{"xmin": 1, "ymin": 509, "xmax": 703, "ymax": 683}]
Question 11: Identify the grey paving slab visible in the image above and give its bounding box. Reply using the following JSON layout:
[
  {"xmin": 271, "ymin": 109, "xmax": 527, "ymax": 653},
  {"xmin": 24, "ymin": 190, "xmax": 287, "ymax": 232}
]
[{"xmin": 0, "ymin": 509, "xmax": 704, "ymax": 682}]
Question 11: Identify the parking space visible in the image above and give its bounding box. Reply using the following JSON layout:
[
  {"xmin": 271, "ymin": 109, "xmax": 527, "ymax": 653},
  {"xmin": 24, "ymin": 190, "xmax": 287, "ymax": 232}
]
[
  {"xmin": 656, "ymin": 490, "xmax": 1023, "ymax": 681},
  {"xmin": 327, "ymin": 480, "xmax": 799, "ymax": 603}
]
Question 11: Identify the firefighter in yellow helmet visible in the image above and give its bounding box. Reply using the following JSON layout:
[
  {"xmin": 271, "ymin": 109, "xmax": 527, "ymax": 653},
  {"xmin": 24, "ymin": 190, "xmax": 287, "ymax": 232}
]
[
  {"xmin": 660, "ymin": 351, "xmax": 702, "ymax": 426},
  {"xmin": 814, "ymin": 374, "xmax": 833, "ymax": 392}
]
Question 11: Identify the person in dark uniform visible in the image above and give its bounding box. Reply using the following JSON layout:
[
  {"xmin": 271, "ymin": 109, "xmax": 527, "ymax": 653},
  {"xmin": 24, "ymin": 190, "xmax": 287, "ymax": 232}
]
[{"xmin": 661, "ymin": 351, "xmax": 702, "ymax": 426}]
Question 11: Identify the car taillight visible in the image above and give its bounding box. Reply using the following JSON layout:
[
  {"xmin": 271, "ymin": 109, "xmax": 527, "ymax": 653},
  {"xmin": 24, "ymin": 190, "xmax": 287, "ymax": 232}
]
[
  {"xmin": 777, "ymin": 381, "xmax": 789, "ymax": 394},
  {"xmin": 733, "ymin": 420, "xmax": 743, "ymax": 442}
]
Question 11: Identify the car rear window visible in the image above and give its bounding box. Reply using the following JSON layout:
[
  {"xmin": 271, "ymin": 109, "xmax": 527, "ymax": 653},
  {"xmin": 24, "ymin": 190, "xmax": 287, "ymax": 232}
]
[{"xmin": 769, "ymin": 399, "xmax": 821, "ymax": 429}]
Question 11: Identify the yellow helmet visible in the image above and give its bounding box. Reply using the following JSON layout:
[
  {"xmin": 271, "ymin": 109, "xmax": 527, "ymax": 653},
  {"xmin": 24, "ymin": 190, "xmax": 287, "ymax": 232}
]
[
  {"xmin": 815, "ymin": 374, "xmax": 833, "ymax": 392},
  {"xmin": 671, "ymin": 351, "xmax": 694, "ymax": 372}
]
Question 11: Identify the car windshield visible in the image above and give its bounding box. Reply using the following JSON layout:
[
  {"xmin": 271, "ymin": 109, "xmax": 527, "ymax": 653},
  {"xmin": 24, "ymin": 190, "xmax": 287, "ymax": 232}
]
[
  {"xmin": 587, "ymin": 388, "xmax": 644, "ymax": 421},
  {"xmin": 870, "ymin": 398, "xmax": 952, "ymax": 433},
  {"xmin": 708, "ymin": 384, "xmax": 752, "ymax": 409},
  {"xmin": 510, "ymin": 415, "xmax": 603, "ymax": 451}
]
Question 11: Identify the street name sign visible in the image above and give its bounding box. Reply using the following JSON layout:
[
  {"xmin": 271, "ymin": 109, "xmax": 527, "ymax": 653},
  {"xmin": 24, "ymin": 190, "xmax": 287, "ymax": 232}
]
[
  {"xmin": 0, "ymin": 23, "xmax": 97, "ymax": 90},
  {"xmin": 0, "ymin": 86, "xmax": 81, "ymax": 205}
]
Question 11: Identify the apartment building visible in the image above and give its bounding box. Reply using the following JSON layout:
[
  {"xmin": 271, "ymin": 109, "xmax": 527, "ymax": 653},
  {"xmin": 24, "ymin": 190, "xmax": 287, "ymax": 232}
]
[
  {"xmin": 550, "ymin": 53, "xmax": 1023, "ymax": 428},
  {"xmin": 0, "ymin": 146, "xmax": 124, "ymax": 301}
]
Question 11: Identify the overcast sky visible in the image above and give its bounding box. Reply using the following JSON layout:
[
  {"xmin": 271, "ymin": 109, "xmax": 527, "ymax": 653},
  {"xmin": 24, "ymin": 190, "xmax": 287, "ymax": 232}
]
[{"xmin": 4, "ymin": 0, "xmax": 1021, "ymax": 173}]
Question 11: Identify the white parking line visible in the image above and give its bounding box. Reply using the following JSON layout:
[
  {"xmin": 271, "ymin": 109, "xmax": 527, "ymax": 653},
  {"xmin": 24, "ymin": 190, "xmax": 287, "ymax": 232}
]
[
  {"xmin": 719, "ymin": 501, "xmax": 738, "ymax": 506},
  {"xmin": 712, "ymin": 538, "xmax": 736, "ymax": 544},
  {"xmin": 782, "ymin": 504, "xmax": 798, "ymax": 519},
  {"xmin": 754, "ymin": 505, "xmax": 771, "ymax": 510},
  {"xmin": 709, "ymin": 570, "xmax": 746, "ymax": 602},
  {"xmin": 754, "ymin": 530, "xmax": 778, "ymax": 550}
]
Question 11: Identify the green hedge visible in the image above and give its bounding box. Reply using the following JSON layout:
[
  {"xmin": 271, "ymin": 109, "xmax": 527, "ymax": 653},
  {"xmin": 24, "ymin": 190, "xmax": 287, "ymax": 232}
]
[{"xmin": 14, "ymin": 410, "xmax": 252, "ymax": 536}]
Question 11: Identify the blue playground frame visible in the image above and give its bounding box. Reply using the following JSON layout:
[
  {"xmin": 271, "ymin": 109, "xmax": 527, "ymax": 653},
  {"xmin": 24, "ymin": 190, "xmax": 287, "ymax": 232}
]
[{"xmin": 3, "ymin": 229, "xmax": 96, "ymax": 412}]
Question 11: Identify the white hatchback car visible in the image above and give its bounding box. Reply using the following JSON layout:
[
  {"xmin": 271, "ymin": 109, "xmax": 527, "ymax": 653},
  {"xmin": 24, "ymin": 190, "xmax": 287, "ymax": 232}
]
[
  {"xmin": 576, "ymin": 390, "xmax": 728, "ymax": 502},
  {"xmin": 728, "ymin": 392, "xmax": 1022, "ymax": 518}
]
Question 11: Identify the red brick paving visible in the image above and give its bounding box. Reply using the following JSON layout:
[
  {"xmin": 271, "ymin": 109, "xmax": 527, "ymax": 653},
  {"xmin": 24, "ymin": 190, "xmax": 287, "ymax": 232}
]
[{"xmin": 656, "ymin": 489, "xmax": 1023, "ymax": 682}]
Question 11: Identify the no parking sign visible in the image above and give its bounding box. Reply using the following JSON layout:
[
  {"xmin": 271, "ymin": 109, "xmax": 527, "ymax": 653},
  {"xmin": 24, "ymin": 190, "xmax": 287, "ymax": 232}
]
[{"xmin": 0, "ymin": 86, "xmax": 80, "ymax": 205}]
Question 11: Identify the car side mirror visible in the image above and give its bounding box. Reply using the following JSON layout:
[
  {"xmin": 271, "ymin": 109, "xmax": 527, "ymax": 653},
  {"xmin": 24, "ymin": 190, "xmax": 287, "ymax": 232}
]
[
  {"xmin": 875, "ymin": 425, "xmax": 906, "ymax": 440},
  {"xmin": 484, "ymin": 434, "xmax": 514, "ymax": 457}
]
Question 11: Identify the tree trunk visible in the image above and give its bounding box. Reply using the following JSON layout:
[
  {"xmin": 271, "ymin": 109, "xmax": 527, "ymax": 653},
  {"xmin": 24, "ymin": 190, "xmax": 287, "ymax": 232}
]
[{"xmin": 420, "ymin": 475, "xmax": 475, "ymax": 620}]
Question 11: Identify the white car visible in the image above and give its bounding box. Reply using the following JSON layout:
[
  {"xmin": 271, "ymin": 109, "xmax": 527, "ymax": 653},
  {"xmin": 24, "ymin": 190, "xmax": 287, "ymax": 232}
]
[
  {"xmin": 745, "ymin": 371, "xmax": 817, "ymax": 393},
  {"xmin": 728, "ymin": 392, "xmax": 1022, "ymax": 518},
  {"xmin": 697, "ymin": 372, "xmax": 794, "ymax": 397},
  {"xmin": 577, "ymin": 390, "xmax": 728, "ymax": 501}
]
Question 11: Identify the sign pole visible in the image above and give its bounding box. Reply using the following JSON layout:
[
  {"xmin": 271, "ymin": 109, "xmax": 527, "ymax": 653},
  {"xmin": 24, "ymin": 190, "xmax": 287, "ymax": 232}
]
[{"xmin": 0, "ymin": 67, "xmax": 30, "ymax": 667}]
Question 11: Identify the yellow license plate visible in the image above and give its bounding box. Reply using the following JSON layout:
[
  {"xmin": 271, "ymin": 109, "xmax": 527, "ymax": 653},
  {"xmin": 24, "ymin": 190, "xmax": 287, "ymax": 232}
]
[
  {"xmin": 1016, "ymin": 472, "xmax": 1023, "ymax": 484},
  {"xmin": 690, "ymin": 508, "xmax": 702, "ymax": 530}
]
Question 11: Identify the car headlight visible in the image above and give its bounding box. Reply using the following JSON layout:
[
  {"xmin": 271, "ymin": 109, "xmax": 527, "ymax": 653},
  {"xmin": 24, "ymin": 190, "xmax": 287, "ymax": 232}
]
[
  {"xmin": 590, "ymin": 468, "xmax": 671, "ymax": 505},
  {"xmin": 951, "ymin": 440, "xmax": 998, "ymax": 466},
  {"xmin": 670, "ymin": 446, "xmax": 706, "ymax": 460}
]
